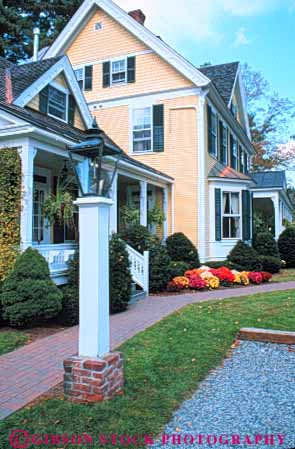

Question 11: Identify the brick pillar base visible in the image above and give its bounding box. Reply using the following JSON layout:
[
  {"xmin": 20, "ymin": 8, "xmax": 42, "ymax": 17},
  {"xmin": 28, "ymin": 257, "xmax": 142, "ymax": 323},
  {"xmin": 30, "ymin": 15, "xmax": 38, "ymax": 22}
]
[{"xmin": 63, "ymin": 352, "xmax": 124, "ymax": 403}]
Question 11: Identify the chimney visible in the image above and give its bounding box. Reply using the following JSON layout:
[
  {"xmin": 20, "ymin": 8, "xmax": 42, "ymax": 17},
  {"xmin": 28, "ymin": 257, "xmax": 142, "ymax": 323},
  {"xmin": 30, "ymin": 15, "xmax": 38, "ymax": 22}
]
[
  {"xmin": 5, "ymin": 69, "xmax": 13, "ymax": 104},
  {"xmin": 128, "ymin": 9, "xmax": 146, "ymax": 25},
  {"xmin": 33, "ymin": 27, "xmax": 40, "ymax": 62}
]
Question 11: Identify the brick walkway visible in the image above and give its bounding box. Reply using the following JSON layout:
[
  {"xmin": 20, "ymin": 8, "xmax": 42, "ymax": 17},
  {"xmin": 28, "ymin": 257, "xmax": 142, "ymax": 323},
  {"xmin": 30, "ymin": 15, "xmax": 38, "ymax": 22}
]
[{"xmin": 0, "ymin": 281, "xmax": 294, "ymax": 420}]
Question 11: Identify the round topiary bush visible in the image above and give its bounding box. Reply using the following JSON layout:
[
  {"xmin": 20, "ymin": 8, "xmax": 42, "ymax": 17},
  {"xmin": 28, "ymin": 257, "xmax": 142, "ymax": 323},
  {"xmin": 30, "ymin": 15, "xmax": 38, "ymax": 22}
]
[
  {"xmin": 253, "ymin": 232, "xmax": 280, "ymax": 258},
  {"xmin": 258, "ymin": 255, "xmax": 281, "ymax": 274},
  {"xmin": 110, "ymin": 235, "xmax": 132, "ymax": 314},
  {"xmin": 168, "ymin": 261, "xmax": 190, "ymax": 279},
  {"xmin": 227, "ymin": 240, "xmax": 262, "ymax": 271},
  {"xmin": 278, "ymin": 227, "xmax": 295, "ymax": 268},
  {"xmin": 166, "ymin": 232, "xmax": 200, "ymax": 268},
  {"xmin": 120, "ymin": 224, "xmax": 158, "ymax": 253},
  {"xmin": 149, "ymin": 243, "xmax": 171, "ymax": 293},
  {"xmin": 0, "ymin": 248, "xmax": 63, "ymax": 327}
]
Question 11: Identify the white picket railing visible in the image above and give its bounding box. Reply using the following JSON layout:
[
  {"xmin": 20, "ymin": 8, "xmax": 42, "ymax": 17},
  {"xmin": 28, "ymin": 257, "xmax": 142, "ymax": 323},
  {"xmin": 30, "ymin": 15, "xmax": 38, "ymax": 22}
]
[
  {"xmin": 34, "ymin": 243, "xmax": 77, "ymax": 274},
  {"xmin": 126, "ymin": 244, "xmax": 149, "ymax": 294}
]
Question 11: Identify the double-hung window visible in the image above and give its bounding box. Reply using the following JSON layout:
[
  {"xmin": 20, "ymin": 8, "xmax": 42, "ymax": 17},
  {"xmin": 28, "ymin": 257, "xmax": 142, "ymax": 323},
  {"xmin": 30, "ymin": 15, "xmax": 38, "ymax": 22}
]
[
  {"xmin": 208, "ymin": 105, "xmax": 218, "ymax": 157},
  {"xmin": 111, "ymin": 59, "xmax": 126, "ymax": 85},
  {"xmin": 230, "ymin": 135, "xmax": 238, "ymax": 170},
  {"xmin": 222, "ymin": 192, "xmax": 241, "ymax": 239},
  {"xmin": 239, "ymin": 147, "xmax": 245, "ymax": 173},
  {"xmin": 74, "ymin": 68, "xmax": 84, "ymax": 90},
  {"xmin": 133, "ymin": 107, "xmax": 152, "ymax": 152},
  {"xmin": 219, "ymin": 122, "xmax": 227, "ymax": 165},
  {"xmin": 48, "ymin": 85, "xmax": 67, "ymax": 122}
]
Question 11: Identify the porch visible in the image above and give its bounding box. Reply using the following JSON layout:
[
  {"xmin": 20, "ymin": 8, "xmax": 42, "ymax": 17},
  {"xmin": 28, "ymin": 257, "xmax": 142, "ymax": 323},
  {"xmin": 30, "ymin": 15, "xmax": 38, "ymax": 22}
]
[{"xmin": 19, "ymin": 141, "xmax": 172, "ymax": 287}]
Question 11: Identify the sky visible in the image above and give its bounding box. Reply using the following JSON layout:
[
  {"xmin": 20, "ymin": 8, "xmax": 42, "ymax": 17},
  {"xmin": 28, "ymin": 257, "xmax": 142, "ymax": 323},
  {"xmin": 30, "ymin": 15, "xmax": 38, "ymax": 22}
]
[{"xmin": 116, "ymin": 0, "xmax": 295, "ymax": 103}]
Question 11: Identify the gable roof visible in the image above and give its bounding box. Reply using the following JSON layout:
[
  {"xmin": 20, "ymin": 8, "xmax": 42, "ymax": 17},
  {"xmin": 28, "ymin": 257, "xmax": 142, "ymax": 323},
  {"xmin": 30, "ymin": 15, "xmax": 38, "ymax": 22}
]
[
  {"xmin": 199, "ymin": 62, "xmax": 239, "ymax": 106},
  {"xmin": 208, "ymin": 161, "xmax": 253, "ymax": 182},
  {"xmin": 252, "ymin": 171, "xmax": 287, "ymax": 189},
  {"xmin": 44, "ymin": 0, "xmax": 210, "ymax": 88}
]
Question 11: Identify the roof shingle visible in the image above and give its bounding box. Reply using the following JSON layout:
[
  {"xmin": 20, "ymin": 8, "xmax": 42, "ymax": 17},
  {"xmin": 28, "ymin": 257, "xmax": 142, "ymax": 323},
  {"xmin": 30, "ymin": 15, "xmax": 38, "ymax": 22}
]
[{"xmin": 199, "ymin": 62, "xmax": 239, "ymax": 105}]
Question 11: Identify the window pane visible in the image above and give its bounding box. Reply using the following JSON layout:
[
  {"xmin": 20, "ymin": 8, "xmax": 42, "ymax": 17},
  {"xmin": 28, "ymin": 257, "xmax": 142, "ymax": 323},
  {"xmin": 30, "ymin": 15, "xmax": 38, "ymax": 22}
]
[
  {"xmin": 112, "ymin": 59, "xmax": 126, "ymax": 84},
  {"xmin": 133, "ymin": 140, "xmax": 151, "ymax": 152},
  {"xmin": 223, "ymin": 193, "xmax": 230, "ymax": 214},
  {"xmin": 230, "ymin": 217, "xmax": 240, "ymax": 238},
  {"xmin": 223, "ymin": 217, "xmax": 230, "ymax": 238},
  {"xmin": 48, "ymin": 86, "xmax": 66, "ymax": 120},
  {"xmin": 230, "ymin": 193, "xmax": 240, "ymax": 214}
]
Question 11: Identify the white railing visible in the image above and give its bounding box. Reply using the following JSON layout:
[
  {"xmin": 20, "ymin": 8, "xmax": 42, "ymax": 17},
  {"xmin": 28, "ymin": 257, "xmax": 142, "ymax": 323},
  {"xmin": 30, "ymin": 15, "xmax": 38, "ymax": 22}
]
[
  {"xmin": 126, "ymin": 244, "xmax": 149, "ymax": 294},
  {"xmin": 33, "ymin": 243, "xmax": 77, "ymax": 274}
]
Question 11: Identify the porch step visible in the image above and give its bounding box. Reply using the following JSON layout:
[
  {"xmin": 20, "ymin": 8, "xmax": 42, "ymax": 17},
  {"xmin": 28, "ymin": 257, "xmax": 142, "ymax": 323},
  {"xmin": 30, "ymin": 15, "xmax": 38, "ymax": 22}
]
[{"xmin": 129, "ymin": 282, "xmax": 147, "ymax": 305}]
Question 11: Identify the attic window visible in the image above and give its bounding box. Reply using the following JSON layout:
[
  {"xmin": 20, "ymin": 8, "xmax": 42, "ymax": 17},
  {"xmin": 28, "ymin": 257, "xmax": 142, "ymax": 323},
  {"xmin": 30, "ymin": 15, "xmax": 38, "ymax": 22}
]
[
  {"xmin": 48, "ymin": 85, "xmax": 67, "ymax": 122},
  {"xmin": 94, "ymin": 22, "xmax": 103, "ymax": 31}
]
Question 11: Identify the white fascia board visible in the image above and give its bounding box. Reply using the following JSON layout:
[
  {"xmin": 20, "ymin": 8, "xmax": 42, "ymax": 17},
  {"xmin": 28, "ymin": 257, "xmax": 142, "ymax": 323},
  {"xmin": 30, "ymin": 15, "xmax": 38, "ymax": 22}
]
[
  {"xmin": 45, "ymin": 0, "xmax": 210, "ymax": 88},
  {"xmin": 208, "ymin": 176, "xmax": 253, "ymax": 184},
  {"xmin": 13, "ymin": 56, "xmax": 93, "ymax": 129}
]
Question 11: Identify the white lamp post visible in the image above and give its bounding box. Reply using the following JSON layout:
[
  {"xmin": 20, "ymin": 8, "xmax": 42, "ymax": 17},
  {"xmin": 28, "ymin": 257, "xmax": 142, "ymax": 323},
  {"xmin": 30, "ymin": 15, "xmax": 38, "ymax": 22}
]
[{"xmin": 63, "ymin": 121, "xmax": 124, "ymax": 403}]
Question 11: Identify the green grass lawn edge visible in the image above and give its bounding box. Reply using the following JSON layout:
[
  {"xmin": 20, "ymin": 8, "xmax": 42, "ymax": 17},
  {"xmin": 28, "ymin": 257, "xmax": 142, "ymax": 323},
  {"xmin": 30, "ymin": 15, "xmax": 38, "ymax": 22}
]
[
  {"xmin": 0, "ymin": 289, "xmax": 295, "ymax": 449},
  {"xmin": 0, "ymin": 331, "xmax": 28, "ymax": 356}
]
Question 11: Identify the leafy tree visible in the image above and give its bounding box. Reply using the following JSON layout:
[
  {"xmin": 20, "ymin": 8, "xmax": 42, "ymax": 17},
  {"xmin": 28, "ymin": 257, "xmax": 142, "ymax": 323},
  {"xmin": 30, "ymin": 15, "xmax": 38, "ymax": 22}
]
[
  {"xmin": 242, "ymin": 63, "xmax": 295, "ymax": 171},
  {"xmin": 0, "ymin": 1, "xmax": 81, "ymax": 62}
]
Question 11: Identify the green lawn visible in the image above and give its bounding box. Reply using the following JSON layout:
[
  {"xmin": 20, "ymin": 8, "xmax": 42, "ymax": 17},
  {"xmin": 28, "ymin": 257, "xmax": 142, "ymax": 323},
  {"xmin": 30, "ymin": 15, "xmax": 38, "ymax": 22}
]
[
  {"xmin": 273, "ymin": 268, "xmax": 295, "ymax": 282},
  {"xmin": 0, "ymin": 290, "xmax": 295, "ymax": 449},
  {"xmin": 0, "ymin": 331, "xmax": 28, "ymax": 356}
]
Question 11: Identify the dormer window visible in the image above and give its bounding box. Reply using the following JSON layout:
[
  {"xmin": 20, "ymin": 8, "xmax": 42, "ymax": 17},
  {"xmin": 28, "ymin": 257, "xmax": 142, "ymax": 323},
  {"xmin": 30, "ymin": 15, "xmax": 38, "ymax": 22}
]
[{"xmin": 48, "ymin": 85, "xmax": 67, "ymax": 121}]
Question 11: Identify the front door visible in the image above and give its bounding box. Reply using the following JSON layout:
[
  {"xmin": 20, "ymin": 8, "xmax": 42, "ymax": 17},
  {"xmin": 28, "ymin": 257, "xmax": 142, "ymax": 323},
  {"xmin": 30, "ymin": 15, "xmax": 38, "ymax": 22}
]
[{"xmin": 33, "ymin": 168, "xmax": 51, "ymax": 244}]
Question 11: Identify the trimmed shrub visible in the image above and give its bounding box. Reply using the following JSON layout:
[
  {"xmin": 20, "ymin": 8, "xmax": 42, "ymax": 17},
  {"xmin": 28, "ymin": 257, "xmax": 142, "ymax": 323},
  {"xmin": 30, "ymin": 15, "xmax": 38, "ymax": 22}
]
[
  {"xmin": 206, "ymin": 260, "xmax": 245, "ymax": 271},
  {"xmin": 253, "ymin": 232, "xmax": 280, "ymax": 258},
  {"xmin": 227, "ymin": 241, "xmax": 262, "ymax": 271},
  {"xmin": 59, "ymin": 252, "xmax": 79, "ymax": 327},
  {"xmin": 166, "ymin": 233, "xmax": 200, "ymax": 268},
  {"xmin": 0, "ymin": 248, "xmax": 62, "ymax": 327},
  {"xmin": 168, "ymin": 261, "xmax": 190, "ymax": 279},
  {"xmin": 258, "ymin": 255, "xmax": 281, "ymax": 274},
  {"xmin": 278, "ymin": 227, "xmax": 295, "ymax": 268},
  {"xmin": 149, "ymin": 243, "xmax": 171, "ymax": 293},
  {"xmin": 110, "ymin": 235, "xmax": 132, "ymax": 314},
  {"xmin": 120, "ymin": 224, "xmax": 158, "ymax": 253}
]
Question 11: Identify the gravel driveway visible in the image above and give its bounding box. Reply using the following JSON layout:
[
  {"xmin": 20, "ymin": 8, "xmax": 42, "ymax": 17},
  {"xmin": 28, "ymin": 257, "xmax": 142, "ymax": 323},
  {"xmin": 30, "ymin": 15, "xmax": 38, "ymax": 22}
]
[{"xmin": 151, "ymin": 341, "xmax": 295, "ymax": 449}]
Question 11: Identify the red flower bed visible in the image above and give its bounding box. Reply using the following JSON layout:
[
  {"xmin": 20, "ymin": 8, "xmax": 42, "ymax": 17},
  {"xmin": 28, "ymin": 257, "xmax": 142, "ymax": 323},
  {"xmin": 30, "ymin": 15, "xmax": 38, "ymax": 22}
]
[
  {"xmin": 210, "ymin": 267, "xmax": 235, "ymax": 284},
  {"xmin": 261, "ymin": 272, "xmax": 273, "ymax": 282},
  {"xmin": 189, "ymin": 275, "xmax": 207, "ymax": 290},
  {"xmin": 248, "ymin": 272, "xmax": 263, "ymax": 284}
]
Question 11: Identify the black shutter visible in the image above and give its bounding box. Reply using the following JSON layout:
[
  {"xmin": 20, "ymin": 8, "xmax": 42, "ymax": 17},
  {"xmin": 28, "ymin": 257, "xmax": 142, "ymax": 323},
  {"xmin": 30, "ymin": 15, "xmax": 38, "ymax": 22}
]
[
  {"xmin": 153, "ymin": 104, "xmax": 164, "ymax": 152},
  {"xmin": 127, "ymin": 56, "xmax": 136, "ymax": 83},
  {"xmin": 103, "ymin": 61, "xmax": 110, "ymax": 88},
  {"xmin": 84, "ymin": 65, "xmax": 93, "ymax": 91},
  {"xmin": 39, "ymin": 85, "xmax": 49, "ymax": 114},
  {"xmin": 215, "ymin": 188, "xmax": 222, "ymax": 241},
  {"xmin": 219, "ymin": 121, "xmax": 223, "ymax": 163},
  {"xmin": 207, "ymin": 104, "xmax": 212, "ymax": 154},
  {"xmin": 242, "ymin": 190, "xmax": 251, "ymax": 241},
  {"xmin": 68, "ymin": 94, "xmax": 76, "ymax": 126}
]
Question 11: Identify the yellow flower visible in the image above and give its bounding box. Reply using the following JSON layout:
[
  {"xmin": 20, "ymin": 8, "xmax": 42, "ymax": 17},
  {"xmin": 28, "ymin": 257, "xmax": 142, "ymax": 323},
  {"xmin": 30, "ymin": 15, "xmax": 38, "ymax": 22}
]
[
  {"xmin": 173, "ymin": 276, "xmax": 189, "ymax": 288},
  {"xmin": 234, "ymin": 273, "xmax": 242, "ymax": 284},
  {"xmin": 208, "ymin": 276, "xmax": 220, "ymax": 289},
  {"xmin": 240, "ymin": 273, "xmax": 250, "ymax": 286},
  {"xmin": 200, "ymin": 271, "xmax": 214, "ymax": 280}
]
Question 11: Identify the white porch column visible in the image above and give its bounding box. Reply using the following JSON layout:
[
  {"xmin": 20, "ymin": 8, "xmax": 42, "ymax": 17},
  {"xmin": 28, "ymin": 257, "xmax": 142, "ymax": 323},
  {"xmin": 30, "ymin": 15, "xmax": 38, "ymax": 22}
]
[
  {"xmin": 75, "ymin": 197, "xmax": 113, "ymax": 358},
  {"xmin": 18, "ymin": 141, "xmax": 37, "ymax": 250},
  {"xmin": 109, "ymin": 172, "xmax": 118, "ymax": 234},
  {"xmin": 140, "ymin": 180, "xmax": 148, "ymax": 227},
  {"xmin": 272, "ymin": 194, "xmax": 280, "ymax": 240},
  {"xmin": 163, "ymin": 186, "xmax": 169, "ymax": 239}
]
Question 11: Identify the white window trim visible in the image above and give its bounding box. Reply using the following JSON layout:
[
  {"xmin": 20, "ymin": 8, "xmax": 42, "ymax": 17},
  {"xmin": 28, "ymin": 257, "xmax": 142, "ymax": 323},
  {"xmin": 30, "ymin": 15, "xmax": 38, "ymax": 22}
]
[
  {"xmin": 130, "ymin": 105, "xmax": 154, "ymax": 154},
  {"xmin": 110, "ymin": 56, "xmax": 128, "ymax": 87},
  {"xmin": 222, "ymin": 191, "xmax": 242, "ymax": 240},
  {"xmin": 47, "ymin": 83, "xmax": 69, "ymax": 123},
  {"xmin": 74, "ymin": 67, "xmax": 85, "ymax": 90}
]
